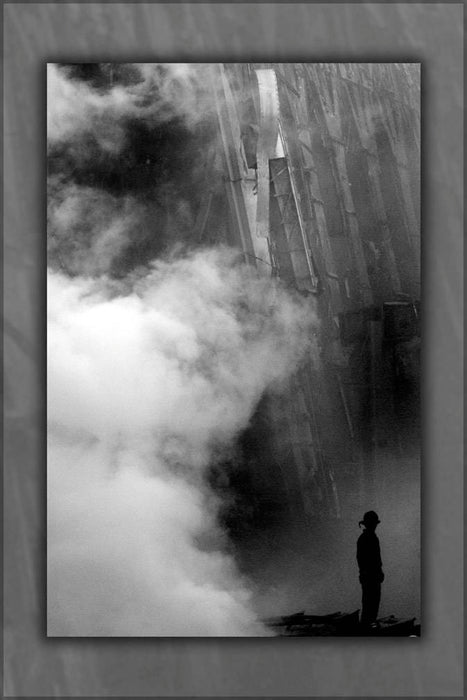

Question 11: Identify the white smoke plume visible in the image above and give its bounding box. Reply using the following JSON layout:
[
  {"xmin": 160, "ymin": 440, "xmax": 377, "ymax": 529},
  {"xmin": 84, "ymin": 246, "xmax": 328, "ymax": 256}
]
[
  {"xmin": 47, "ymin": 249, "xmax": 316, "ymax": 635},
  {"xmin": 47, "ymin": 63, "xmax": 215, "ymax": 151},
  {"xmin": 47, "ymin": 63, "xmax": 137, "ymax": 151},
  {"xmin": 48, "ymin": 179, "xmax": 141, "ymax": 276}
]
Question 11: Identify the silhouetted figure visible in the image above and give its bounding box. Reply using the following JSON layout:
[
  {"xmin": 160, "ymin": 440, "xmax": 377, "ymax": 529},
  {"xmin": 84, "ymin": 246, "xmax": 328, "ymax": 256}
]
[{"xmin": 357, "ymin": 510, "xmax": 384, "ymax": 628}]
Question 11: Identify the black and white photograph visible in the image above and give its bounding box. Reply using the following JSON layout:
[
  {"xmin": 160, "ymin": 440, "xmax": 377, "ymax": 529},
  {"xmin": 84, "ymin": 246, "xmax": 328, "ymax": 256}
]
[{"xmin": 47, "ymin": 62, "xmax": 421, "ymax": 637}]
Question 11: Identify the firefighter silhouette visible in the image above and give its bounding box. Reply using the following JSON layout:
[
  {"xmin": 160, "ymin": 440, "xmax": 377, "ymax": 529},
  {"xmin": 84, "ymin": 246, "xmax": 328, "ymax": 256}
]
[{"xmin": 357, "ymin": 510, "xmax": 384, "ymax": 627}]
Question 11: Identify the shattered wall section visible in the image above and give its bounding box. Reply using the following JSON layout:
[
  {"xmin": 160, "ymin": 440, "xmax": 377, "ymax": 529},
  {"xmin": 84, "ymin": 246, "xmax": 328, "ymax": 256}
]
[{"xmin": 214, "ymin": 63, "xmax": 420, "ymax": 520}]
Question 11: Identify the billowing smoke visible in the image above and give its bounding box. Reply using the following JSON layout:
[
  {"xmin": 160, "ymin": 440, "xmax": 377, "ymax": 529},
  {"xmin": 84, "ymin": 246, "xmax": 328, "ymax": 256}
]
[
  {"xmin": 47, "ymin": 63, "xmax": 214, "ymax": 150},
  {"xmin": 47, "ymin": 249, "xmax": 316, "ymax": 635},
  {"xmin": 47, "ymin": 63, "xmax": 218, "ymax": 278},
  {"xmin": 47, "ymin": 62, "xmax": 321, "ymax": 635},
  {"xmin": 47, "ymin": 180, "xmax": 141, "ymax": 276}
]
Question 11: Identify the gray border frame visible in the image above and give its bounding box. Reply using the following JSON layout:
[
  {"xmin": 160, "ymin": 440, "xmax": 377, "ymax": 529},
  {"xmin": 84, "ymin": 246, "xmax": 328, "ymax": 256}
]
[{"xmin": 3, "ymin": 2, "xmax": 464, "ymax": 697}]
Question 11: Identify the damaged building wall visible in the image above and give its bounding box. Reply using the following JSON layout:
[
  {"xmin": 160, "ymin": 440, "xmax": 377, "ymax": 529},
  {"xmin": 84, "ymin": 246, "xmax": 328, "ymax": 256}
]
[{"xmin": 206, "ymin": 63, "xmax": 420, "ymax": 523}]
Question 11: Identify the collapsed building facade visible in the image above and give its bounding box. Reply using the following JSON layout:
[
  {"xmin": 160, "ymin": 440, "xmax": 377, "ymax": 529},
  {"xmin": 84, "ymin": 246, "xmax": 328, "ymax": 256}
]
[{"xmin": 200, "ymin": 63, "xmax": 420, "ymax": 526}]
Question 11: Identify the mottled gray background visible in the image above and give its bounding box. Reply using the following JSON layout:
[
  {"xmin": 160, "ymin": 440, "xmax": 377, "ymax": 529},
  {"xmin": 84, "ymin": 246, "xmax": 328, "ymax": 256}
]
[{"xmin": 3, "ymin": 2, "xmax": 463, "ymax": 697}]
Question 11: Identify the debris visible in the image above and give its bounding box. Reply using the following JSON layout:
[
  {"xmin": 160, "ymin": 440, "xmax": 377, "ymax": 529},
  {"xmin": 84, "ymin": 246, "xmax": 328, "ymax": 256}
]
[{"xmin": 264, "ymin": 610, "xmax": 420, "ymax": 636}]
